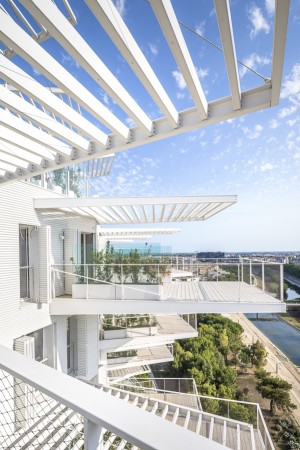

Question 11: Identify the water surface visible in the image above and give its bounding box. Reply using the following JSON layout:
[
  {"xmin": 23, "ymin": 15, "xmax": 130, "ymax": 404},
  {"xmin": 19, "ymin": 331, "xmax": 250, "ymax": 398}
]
[{"xmin": 246, "ymin": 313, "xmax": 300, "ymax": 366}]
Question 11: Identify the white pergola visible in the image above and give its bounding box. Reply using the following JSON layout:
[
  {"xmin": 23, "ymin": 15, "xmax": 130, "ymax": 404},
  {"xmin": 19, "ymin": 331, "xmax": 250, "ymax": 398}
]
[
  {"xmin": 0, "ymin": 0, "xmax": 290, "ymax": 183},
  {"xmin": 98, "ymin": 227, "xmax": 181, "ymax": 241},
  {"xmin": 34, "ymin": 195, "xmax": 237, "ymax": 224}
]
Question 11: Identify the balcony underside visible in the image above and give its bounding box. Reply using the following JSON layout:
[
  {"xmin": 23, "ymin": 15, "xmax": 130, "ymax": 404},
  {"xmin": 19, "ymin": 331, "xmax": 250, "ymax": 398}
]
[{"xmin": 50, "ymin": 281, "xmax": 285, "ymax": 315}]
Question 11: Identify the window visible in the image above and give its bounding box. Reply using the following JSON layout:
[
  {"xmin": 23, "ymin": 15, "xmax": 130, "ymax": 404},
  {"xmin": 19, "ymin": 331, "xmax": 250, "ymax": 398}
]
[
  {"xmin": 27, "ymin": 329, "xmax": 43, "ymax": 362},
  {"xmin": 19, "ymin": 226, "xmax": 31, "ymax": 299}
]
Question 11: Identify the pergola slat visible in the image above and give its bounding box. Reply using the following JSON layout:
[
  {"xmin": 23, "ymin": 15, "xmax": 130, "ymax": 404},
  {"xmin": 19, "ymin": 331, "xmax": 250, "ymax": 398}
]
[
  {"xmin": 271, "ymin": 0, "xmax": 290, "ymax": 105},
  {"xmin": 150, "ymin": 0, "xmax": 208, "ymax": 120},
  {"xmin": 20, "ymin": 0, "xmax": 154, "ymax": 136},
  {"xmin": 214, "ymin": 0, "xmax": 241, "ymax": 110},
  {"xmin": 0, "ymin": 86, "xmax": 91, "ymax": 152},
  {"xmin": 0, "ymin": 8, "xmax": 131, "ymax": 141},
  {"xmin": 85, "ymin": 0, "xmax": 179, "ymax": 128}
]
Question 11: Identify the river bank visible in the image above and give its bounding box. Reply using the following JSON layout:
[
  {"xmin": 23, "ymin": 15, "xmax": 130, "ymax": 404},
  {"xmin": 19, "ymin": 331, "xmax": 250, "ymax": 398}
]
[
  {"xmin": 229, "ymin": 313, "xmax": 300, "ymax": 427},
  {"xmin": 279, "ymin": 311, "xmax": 300, "ymax": 331}
]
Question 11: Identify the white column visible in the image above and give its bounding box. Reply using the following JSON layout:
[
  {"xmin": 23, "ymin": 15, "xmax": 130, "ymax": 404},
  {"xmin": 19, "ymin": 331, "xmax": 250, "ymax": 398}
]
[{"xmin": 84, "ymin": 418, "xmax": 102, "ymax": 450}]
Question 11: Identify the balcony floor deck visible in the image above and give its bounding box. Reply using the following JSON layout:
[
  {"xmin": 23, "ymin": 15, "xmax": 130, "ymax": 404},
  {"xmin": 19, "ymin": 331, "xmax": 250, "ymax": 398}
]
[
  {"xmin": 155, "ymin": 314, "xmax": 197, "ymax": 335},
  {"xmin": 51, "ymin": 281, "xmax": 285, "ymax": 315}
]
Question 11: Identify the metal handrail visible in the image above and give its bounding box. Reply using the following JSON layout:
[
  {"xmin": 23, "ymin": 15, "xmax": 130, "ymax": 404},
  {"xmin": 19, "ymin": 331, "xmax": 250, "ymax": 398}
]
[{"xmin": 113, "ymin": 379, "xmax": 275, "ymax": 446}]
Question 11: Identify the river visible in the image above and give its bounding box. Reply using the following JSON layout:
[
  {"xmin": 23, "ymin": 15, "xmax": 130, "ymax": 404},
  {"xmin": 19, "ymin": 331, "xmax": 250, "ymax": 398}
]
[
  {"xmin": 286, "ymin": 281, "xmax": 300, "ymax": 301},
  {"xmin": 246, "ymin": 313, "xmax": 300, "ymax": 366}
]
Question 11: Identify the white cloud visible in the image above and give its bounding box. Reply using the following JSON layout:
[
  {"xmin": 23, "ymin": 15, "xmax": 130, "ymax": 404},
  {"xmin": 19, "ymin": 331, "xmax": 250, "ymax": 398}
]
[
  {"xmin": 195, "ymin": 21, "xmax": 205, "ymax": 36},
  {"xmin": 278, "ymin": 105, "xmax": 297, "ymax": 119},
  {"xmin": 287, "ymin": 117, "xmax": 299, "ymax": 127},
  {"xmin": 113, "ymin": 0, "xmax": 126, "ymax": 17},
  {"xmin": 243, "ymin": 124, "xmax": 263, "ymax": 139},
  {"xmin": 269, "ymin": 119, "xmax": 279, "ymax": 129},
  {"xmin": 125, "ymin": 117, "xmax": 136, "ymax": 127},
  {"xmin": 187, "ymin": 135, "xmax": 196, "ymax": 142},
  {"xmin": 260, "ymin": 163, "xmax": 274, "ymax": 172},
  {"xmin": 176, "ymin": 92, "xmax": 185, "ymax": 99},
  {"xmin": 265, "ymin": 0, "xmax": 275, "ymax": 15},
  {"xmin": 281, "ymin": 64, "xmax": 300, "ymax": 98},
  {"xmin": 61, "ymin": 52, "xmax": 80, "ymax": 69},
  {"xmin": 213, "ymin": 135, "xmax": 221, "ymax": 145},
  {"xmin": 197, "ymin": 67, "xmax": 209, "ymax": 79},
  {"xmin": 148, "ymin": 43, "xmax": 158, "ymax": 56},
  {"xmin": 248, "ymin": 4, "xmax": 270, "ymax": 38},
  {"xmin": 172, "ymin": 70, "xmax": 186, "ymax": 89},
  {"xmin": 239, "ymin": 53, "xmax": 271, "ymax": 78}
]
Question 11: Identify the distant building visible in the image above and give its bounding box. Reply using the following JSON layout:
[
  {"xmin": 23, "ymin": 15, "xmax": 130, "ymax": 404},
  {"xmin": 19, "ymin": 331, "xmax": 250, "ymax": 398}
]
[{"xmin": 196, "ymin": 251, "xmax": 225, "ymax": 259}]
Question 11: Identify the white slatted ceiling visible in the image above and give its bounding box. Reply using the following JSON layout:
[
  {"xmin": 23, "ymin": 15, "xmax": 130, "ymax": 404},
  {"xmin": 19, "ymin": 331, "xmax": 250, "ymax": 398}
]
[
  {"xmin": 0, "ymin": 0, "xmax": 290, "ymax": 183},
  {"xmin": 34, "ymin": 195, "xmax": 237, "ymax": 224}
]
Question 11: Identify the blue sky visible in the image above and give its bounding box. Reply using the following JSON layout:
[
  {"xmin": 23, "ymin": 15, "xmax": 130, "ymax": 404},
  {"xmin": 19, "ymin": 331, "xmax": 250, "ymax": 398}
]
[{"xmin": 4, "ymin": 0, "xmax": 300, "ymax": 252}]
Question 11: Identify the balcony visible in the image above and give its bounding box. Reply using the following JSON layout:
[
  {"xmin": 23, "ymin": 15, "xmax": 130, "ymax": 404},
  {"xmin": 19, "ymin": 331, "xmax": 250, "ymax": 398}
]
[
  {"xmin": 106, "ymin": 344, "xmax": 174, "ymax": 370},
  {"xmin": 0, "ymin": 345, "xmax": 216, "ymax": 450},
  {"xmin": 50, "ymin": 260, "xmax": 286, "ymax": 315},
  {"xmin": 99, "ymin": 314, "xmax": 198, "ymax": 352},
  {"xmin": 0, "ymin": 345, "xmax": 275, "ymax": 450}
]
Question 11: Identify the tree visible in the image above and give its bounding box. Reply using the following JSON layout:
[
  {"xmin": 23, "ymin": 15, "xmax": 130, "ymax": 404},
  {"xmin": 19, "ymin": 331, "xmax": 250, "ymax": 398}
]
[
  {"xmin": 251, "ymin": 340, "xmax": 267, "ymax": 369},
  {"xmin": 255, "ymin": 369, "xmax": 296, "ymax": 415},
  {"xmin": 239, "ymin": 346, "xmax": 251, "ymax": 372}
]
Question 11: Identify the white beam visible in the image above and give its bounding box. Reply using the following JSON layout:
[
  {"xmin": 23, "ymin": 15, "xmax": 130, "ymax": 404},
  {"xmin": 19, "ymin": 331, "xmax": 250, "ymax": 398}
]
[
  {"xmin": 20, "ymin": 0, "xmax": 154, "ymax": 137},
  {"xmin": 0, "ymin": 124, "xmax": 56, "ymax": 161},
  {"xmin": 0, "ymin": 85, "xmax": 91, "ymax": 152},
  {"xmin": 271, "ymin": 0, "xmax": 290, "ymax": 105},
  {"xmin": 85, "ymin": 0, "xmax": 179, "ymax": 128},
  {"xmin": 0, "ymin": 8, "xmax": 131, "ymax": 141},
  {"xmin": 150, "ymin": 0, "xmax": 208, "ymax": 120},
  {"xmin": 0, "ymin": 54, "xmax": 109, "ymax": 147},
  {"xmin": 214, "ymin": 0, "xmax": 241, "ymax": 110},
  {"xmin": 0, "ymin": 107, "xmax": 73, "ymax": 157},
  {"xmin": 98, "ymin": 227, "xmax": 181, "ymax": 235},
  {"xmin": 34, "ymin": 195, "xmax": 237, "ymax": 209},
  {"xmin": 0, "ymin": 146, "xmax": 33, "ymax": 169},
  {"xmin": 0, "ymin": 139, "xmax": 42, "ymax": 166},
  {"xmin": 50, "ymin": 299, "xmax": 286, "ymax": 315}
]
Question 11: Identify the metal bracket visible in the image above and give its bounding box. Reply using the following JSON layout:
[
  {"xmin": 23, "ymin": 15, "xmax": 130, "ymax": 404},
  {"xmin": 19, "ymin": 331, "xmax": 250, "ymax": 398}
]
[
  {"xmin": 55, "ymin": 154, "xmax": 64, "ymax": 164},
  {"xmin": 106, "ymin": 136, "xmax": 112, "ymax": 149},
  {"xmin": 88, "ymin": 142, "xmax": 95, "ymax": 155},
  {"xmin": 71, "ymin": 147, "xmax": 78, "ymax": 160}
]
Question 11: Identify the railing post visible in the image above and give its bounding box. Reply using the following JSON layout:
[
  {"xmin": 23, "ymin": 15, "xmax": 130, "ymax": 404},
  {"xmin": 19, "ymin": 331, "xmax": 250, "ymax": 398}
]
[
  {"xmin": 86, "ymin": 265, "xmax": 89, "ymax": 301},
  {"xmin": 280, "ymin": 264, "xmax": 284, "ymax": 302},
  {"xmin": 121, "ymin": 265, "xmax": 124, "ymax": 301},
  {"xmin": 250, "ymin": 260, "xmax": 252, "ymax": 286},
  {"xmin": 262, "ymin": 261, "xmax": 265, "ymax": 291},
  {"xmin": 241, "ymin": 258, "xmax": 244, "ymax": 283},
  {"xmin": 84, "ymin": 418, "xmax": 102, "ymax": 450},
  {"xmin": 216, "ymin": 259, "xmax": 218, "ymax": 282},
  {"xmin": 238, "ymin": 264, "xmax": 241, "ymax": 302}
]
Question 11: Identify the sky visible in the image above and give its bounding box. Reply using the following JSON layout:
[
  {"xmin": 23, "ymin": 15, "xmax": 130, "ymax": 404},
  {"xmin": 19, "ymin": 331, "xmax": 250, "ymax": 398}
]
[{"xmin": 2, "ymin": 0, "xmax": 300, "ymax": 252}]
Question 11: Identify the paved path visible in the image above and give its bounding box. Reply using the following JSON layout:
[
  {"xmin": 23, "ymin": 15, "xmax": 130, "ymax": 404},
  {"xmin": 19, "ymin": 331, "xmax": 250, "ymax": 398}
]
[{"xmin": 229, "ymin": 313, "xmax": 300, "ymax": 425}]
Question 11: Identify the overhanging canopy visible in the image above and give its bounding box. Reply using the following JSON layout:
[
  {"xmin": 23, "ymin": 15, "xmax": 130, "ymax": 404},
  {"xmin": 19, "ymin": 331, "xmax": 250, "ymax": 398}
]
[
  {"xmin": 34, "ymin": 195, "xmax": 237, "ymax": 224},
  {"xmin": 0, "ymin": 0, "xmax": 290, "ymax": 183}
]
